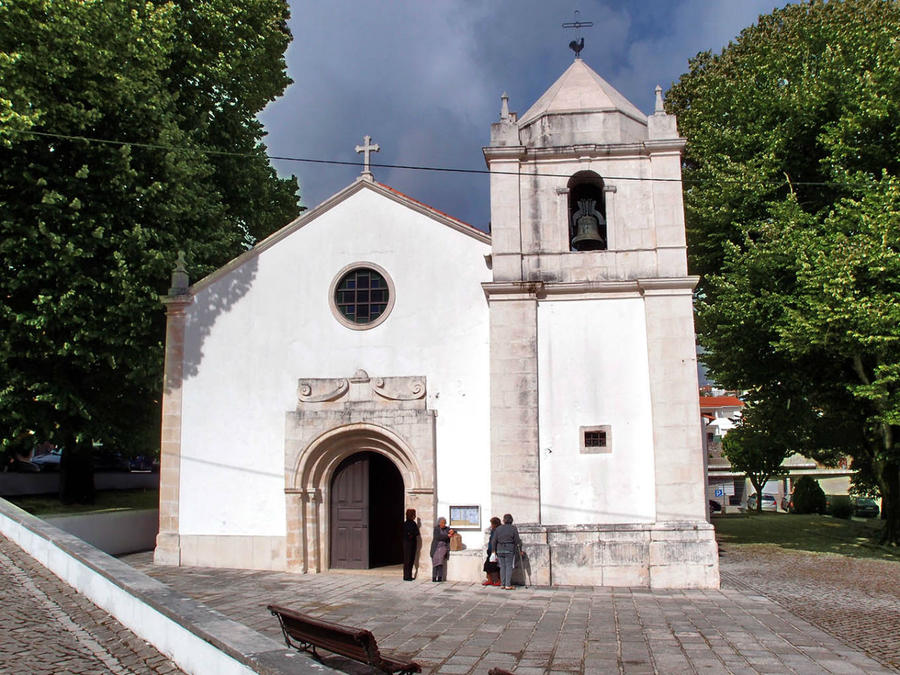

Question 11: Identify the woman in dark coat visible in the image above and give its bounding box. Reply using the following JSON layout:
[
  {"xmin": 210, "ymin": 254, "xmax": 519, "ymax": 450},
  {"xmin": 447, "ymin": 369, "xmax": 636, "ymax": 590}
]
[
  {"xmin": 401, "ymin": 508, "xmax": 419, "ymax": 581},
  {"xmin": 489, "ymin": 513, "xmax": 522, "ymax": 590},
  {"xmin": 429, "ymin": 517, "xmax": 453, "ymax": 582},
  {"xmin": 482, "ymin": 516, "xmax": 501, "ymax": 586}
]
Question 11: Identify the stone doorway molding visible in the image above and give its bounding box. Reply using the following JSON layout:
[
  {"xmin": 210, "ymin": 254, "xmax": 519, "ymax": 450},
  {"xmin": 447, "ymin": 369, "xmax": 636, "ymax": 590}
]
[{"xmin": 283, "ymin": 370, "xmax": 436, "ymax": 573}]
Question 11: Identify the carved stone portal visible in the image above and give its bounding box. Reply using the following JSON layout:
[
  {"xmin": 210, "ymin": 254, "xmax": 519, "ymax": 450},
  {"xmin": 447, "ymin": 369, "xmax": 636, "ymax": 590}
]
[{"xmin": 284, "ymin": 370, "xmax": 436, "ymax": 573}]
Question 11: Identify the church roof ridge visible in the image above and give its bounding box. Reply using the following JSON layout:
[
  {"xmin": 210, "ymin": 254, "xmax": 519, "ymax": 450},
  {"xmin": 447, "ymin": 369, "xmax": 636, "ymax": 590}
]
[
  {"xmin": 375, "ymin": 182, "xmax": 486, "ymax": 238},
  {"xmin": 518, "ymin": 58, "xmax": 647, "ymax": 128}
]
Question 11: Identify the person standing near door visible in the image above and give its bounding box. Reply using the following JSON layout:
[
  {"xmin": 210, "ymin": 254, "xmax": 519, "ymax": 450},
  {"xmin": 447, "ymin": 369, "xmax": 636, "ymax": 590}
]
[
  {"xmin": 430, "ymin": 517, "xmax": 453, "ymax": 582},
  {"xmin": 402, "ymin": 508, "xmax": 419, "ymax": 581}
]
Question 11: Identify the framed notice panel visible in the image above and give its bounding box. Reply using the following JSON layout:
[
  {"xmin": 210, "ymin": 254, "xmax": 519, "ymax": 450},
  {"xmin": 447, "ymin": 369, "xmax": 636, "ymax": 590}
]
[{"xmin": 449, "ymin": 505, "xmax": 481, "ymax": 530}]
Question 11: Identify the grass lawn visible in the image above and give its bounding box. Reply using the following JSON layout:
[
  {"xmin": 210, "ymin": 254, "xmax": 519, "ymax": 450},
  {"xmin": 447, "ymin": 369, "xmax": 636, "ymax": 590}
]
[
  {"xmin": 7, "ymin": 488, "xmax": 159, "ymax": 516},
  {"xmin": 713, "ymin": 512, "xmax": 899, "ymax": 562}
]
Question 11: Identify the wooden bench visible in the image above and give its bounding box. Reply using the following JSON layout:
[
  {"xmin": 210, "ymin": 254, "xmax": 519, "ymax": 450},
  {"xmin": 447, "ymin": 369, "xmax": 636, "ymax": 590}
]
[{"xmin": 268, "ymin": 604, "xmax": 421, "ymax": 674}]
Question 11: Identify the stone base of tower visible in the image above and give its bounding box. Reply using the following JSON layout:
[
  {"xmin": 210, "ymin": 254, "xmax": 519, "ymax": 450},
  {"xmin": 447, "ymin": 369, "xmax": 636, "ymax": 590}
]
[{"xmin": 508, "ymin": 522, "xmax": 719, "ymax": 589}]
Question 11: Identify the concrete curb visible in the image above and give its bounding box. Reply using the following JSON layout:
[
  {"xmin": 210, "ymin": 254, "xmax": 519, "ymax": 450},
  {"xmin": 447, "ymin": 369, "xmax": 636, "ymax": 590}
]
[{"xmin": 0, "ymin": 498, "xmax": 334, "ymax": 675}]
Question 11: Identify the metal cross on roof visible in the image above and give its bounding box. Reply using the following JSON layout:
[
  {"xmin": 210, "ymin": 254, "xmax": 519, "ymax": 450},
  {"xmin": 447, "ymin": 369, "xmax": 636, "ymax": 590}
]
[
  {"xmin": 562, "ymin": 10, "xmax": 593, "ymax": 59},
  {"xmin": 355, "ymin": 135, "xmax": 380, "ymax": 180}
]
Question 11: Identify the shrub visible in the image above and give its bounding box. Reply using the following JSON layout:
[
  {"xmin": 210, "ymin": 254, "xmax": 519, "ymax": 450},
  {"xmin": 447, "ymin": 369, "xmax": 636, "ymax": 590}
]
[
  {"xmin": 830, "ymin": 495, "xmax": 852, "ymax": 519},
  {"xmin": 792, "ymin": 476, "xmax": 826, "ymax": 514}
]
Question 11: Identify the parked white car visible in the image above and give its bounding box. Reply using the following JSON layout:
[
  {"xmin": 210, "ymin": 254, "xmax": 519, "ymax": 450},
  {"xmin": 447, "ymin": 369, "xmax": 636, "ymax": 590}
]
[
  {"xmin": 746, "ymin": 493, "xmax": 778, "ymax": 511},
  {"xmin": 31, "ymin": 448, "xmax": 62, "ymax": 471}
]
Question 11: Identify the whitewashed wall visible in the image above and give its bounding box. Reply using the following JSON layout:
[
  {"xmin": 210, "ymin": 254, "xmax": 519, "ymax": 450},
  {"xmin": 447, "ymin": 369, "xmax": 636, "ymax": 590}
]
[
  {"xmin": 179, "ymin": 186, "xmax": 492, "ymax": 547},
  {"xmin": 537, "ymin": 298, "xmax": 656, "ymax": 524}
]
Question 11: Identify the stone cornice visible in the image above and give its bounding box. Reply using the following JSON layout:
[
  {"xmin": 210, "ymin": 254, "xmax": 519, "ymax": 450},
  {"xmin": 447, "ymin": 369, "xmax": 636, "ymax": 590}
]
[
  {"xmin": 482, "ymin": 146, "xmax": 527, "ymax": 163},
  {"xmin": 643, "ymin": 138, "xmax": 686, "ymax": 153},
  {"xmin": 484, "ymin": 139, "xmax": 685, "ymax": 165},
  {"xmin": 160, "ymin": 294, "xmax": 193, "ymax": 312},
  {"xmin": 543, "ymin": 280, "xmax": 641, "ymax": 299},
  {"xmin": 528, "ymin": 143, "xmax": 644, "ymax": 160},
  {"xmin": 481, "ymin": 281, "xmax": 544, "ymax": 301},
  {"xmin": 637, "ymin": 277, "xmax": 699, "ymax": 294},
  {"xmin": 406, "ymin": 487, "xmax": 434, "ymax": 496},
  {"xmin": 483, "ymin": 277, "xmax": 699, "ymax": 300},
  {"xmin": 494, "ymin": 245, "xmax": 686, "ymax": 259}
]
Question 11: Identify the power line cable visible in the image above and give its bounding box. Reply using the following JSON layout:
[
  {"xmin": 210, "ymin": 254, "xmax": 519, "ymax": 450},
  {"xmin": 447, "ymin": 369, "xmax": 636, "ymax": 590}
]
[{"xmin": 6, "ymin": 127, "xmax": 850, "ymax": 187}]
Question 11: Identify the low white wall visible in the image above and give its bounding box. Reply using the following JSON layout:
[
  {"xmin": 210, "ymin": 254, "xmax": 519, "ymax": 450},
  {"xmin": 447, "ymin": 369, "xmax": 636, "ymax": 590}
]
[
  {"xmin": 0, "ymin": 471, "xmax": 158, "ymax": 496},
  {"xmin": 45, "ymin": 509, "xmax": 158, "ymax": 555},
  {"xmin": 0, "ymin": 498, "xmax": 330, "ymax": 675}
]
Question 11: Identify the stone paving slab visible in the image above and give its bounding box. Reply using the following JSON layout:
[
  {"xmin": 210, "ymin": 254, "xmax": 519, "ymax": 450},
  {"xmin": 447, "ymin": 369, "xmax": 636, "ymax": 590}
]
[
  {"xmin": 0, "ymin": 535, "xmax": 185, "ymax": 675},
  {"xmin": 121, "ymin": 553, "xmax": 893, "ymax": 674}
]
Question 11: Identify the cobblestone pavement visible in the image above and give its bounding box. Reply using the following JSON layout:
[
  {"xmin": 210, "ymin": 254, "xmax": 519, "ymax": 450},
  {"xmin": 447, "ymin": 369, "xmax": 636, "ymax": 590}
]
[
  {"xmin": 0, "ymin": 535, "xmax": 184, "ymax": 675},
  {"xmin": 719, "ymin": 543, "xmax": 900, "ymax": 672},
  {"xmin": 122, "ymin": 552, "xmax": 892, "ymax": 675}
]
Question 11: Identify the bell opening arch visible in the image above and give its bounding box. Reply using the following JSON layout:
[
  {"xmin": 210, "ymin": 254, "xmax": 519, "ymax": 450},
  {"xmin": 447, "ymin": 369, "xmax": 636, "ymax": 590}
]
[{"xmin": 567, "ymin": 170, "xmax": 607, "ymax": 251}]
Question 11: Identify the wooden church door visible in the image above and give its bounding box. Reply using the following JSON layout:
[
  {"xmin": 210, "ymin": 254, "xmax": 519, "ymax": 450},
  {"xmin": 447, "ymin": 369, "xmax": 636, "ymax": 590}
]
[{"xmin": 330, "ymin": 455, "xmax": 369, "ymax": 569}]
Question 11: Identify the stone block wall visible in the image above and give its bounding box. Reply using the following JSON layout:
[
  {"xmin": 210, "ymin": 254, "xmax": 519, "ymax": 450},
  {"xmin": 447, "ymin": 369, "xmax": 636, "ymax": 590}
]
[
  {"xmin": 516, "ymin": 523, "xmax": 719, "ymax": 588},
  {"xmin": 486, "ymin": 295, "xmax": 540, "ymax": 523}
]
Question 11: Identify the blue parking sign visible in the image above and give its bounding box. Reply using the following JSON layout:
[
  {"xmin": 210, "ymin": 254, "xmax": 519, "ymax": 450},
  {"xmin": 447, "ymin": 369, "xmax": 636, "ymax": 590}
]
[{"xmin": 714, "ymin": 488, "xmax": 724, "ymax": 497}]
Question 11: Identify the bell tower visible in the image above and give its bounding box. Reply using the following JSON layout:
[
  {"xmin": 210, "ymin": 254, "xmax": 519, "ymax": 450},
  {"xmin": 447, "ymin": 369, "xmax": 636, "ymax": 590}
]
[{"xmin": 482, "ymin": 59, "xmax": 719, "ymax": 588}]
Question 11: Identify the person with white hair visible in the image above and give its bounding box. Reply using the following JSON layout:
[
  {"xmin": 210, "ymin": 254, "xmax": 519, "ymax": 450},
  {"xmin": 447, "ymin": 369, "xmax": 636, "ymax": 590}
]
[{"xmin": 429, "ymin": 517, "xmax": 453, "ymax": 582}]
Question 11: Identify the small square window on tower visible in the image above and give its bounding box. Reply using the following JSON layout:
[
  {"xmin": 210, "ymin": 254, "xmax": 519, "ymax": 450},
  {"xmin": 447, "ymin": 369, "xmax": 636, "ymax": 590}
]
[{"xmin": 580, "ymin": 425, "xmax": 612, "ymax": 454}]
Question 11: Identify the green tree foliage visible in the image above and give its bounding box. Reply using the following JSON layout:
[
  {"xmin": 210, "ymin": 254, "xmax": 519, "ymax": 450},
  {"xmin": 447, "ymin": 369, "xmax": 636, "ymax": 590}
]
[
  {"xmin": 791, "ymin": 476, "xmax": 826, "ymax": 515},
  {"xmin": 721, "ymin": 397, "xmax": 794, "ymax": 512},
  {"xmin": 829, "ymin": 495, "xmax": 853, "ymax": 519},
  {"xmin": 0, "ymin": 0, "xmax": 300, "ymax": 500},
  {"xmin": 666, "ymin": 0, "xmax": 900, "ymax": 543}
]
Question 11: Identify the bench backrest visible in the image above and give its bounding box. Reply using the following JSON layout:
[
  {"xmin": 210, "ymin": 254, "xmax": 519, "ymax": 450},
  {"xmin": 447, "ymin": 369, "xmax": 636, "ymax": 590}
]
[{"xmin": 268, "ymin": 604, "xmax": 381, "ymax": 665}]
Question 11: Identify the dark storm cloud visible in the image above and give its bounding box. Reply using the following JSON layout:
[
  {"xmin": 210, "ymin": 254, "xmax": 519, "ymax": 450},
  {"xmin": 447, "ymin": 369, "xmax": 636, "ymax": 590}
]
[{"xmin": 259, "ymin": 1, "xmax": 791, "ymax": 231}]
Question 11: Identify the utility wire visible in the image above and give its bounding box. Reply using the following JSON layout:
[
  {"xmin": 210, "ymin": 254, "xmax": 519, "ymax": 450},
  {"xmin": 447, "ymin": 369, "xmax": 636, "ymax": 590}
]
[{"xmin": 7, "ymin": 127, "xmax": 848, "ymax": 187}]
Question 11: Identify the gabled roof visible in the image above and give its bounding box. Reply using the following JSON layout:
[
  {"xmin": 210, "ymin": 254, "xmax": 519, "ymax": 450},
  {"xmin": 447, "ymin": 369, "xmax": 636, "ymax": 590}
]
[
  {"xmin": 699, "ymin": 396, "xmax": 744, "ymax": 410},
  {"xmin": 518, "ymin": 59, "xmax": 647, "ymax": 128},
  {"xmin": 188, "ymin": 179, "xmax": 490, "ymax": 294}
]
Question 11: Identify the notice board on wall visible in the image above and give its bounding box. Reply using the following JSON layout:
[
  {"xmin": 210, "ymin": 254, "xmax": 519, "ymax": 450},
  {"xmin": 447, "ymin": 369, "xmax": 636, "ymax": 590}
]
[{"xmin": 449, "ymin": 505, "xmax": 481, "ymax": 530}]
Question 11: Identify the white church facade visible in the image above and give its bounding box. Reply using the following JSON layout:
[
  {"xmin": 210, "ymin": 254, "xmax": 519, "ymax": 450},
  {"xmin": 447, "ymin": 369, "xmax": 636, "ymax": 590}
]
[{"xmin": 155, "ymin": 57, "xmax": 720, "ymax": 589}]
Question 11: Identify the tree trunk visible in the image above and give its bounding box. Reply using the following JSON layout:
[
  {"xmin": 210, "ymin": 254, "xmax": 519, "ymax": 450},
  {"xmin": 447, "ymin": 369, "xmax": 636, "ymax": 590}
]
[
  {"xmin": 877, "ymin": 462, "xmax": 899, "ymax": 546},
  {"xmin": 749, "ymin": 475, "xmax": 764, "ymax": 513},
  {"xmin": 59, "ymin": 432, "xmax": 95, "ymax": 505},
  {"xmin": 853, "ymin": 359, "xmax": 899, "ymax": 545}
]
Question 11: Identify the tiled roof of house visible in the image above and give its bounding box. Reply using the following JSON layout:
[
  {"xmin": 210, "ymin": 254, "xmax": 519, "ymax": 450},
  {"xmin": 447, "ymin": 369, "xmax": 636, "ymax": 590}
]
[{"xmin": 698, "ymin": 396, "xmax": 744, "ymax": 409}]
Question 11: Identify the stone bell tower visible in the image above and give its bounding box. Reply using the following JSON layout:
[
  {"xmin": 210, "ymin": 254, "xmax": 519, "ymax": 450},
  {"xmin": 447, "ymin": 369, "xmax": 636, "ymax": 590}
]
[{"xmin": 482, "ymin": 58, "xmax": 719, "ymax": 588}]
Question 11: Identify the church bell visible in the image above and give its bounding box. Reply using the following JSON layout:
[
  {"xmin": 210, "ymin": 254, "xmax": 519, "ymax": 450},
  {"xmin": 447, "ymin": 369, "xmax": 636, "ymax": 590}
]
[{"xmin": 571, "ymin": 198, "xmax": 606, "ymax": 251}]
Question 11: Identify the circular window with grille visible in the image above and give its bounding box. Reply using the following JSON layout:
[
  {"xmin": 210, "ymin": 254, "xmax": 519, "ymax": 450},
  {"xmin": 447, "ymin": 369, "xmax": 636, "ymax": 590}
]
[{"xmin": 329, "ymin": 263, "xmax": 395, "ymax": 330}]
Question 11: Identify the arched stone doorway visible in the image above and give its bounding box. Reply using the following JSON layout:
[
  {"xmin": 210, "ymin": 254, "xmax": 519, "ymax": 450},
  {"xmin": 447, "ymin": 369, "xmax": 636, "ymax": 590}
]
[
  {"xmin": 284, "ymin": 413, "xmax": 435, "ymax": 574},
  {"xmin": 330, "ymin": 451, "xmax": 405, "ymax": 569}
]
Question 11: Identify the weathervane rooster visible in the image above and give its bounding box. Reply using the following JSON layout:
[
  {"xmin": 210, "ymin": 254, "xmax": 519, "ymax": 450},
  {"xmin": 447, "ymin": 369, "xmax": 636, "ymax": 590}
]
[
  {"xmin": 562, "ymin": 10, "xmax": 591, "ymax": 58},
  {"xmin": 569, "ymin": 37, "xmax": 584, "ymax": 57}
]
